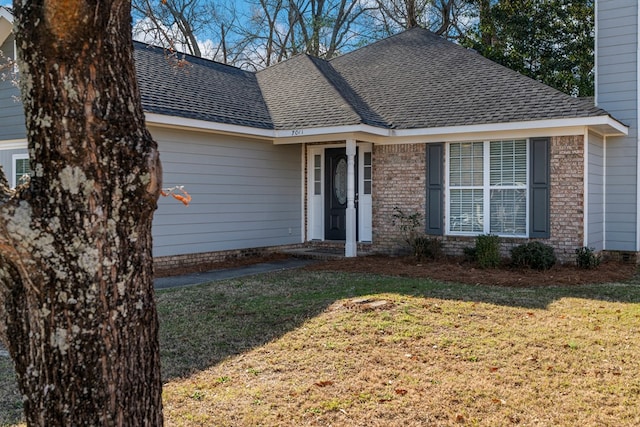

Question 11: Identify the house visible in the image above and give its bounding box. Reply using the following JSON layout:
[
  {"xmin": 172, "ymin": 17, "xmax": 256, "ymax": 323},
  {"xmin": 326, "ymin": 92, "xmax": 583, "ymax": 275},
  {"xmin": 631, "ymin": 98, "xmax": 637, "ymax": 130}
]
[{"xmin": 0, "ymin": 2, "xmax": 637, "ymax": 269}]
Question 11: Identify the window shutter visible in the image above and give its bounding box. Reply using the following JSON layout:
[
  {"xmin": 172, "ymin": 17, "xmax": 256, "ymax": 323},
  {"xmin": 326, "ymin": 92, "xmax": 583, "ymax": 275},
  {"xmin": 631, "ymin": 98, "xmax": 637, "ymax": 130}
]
[
  {"xmin": 530, "ymin": 137, "xmax": 550, "ymax": 238},
  {"xmin": 426, "ymin": 143, "xmax": 444, "ymax": 235}
]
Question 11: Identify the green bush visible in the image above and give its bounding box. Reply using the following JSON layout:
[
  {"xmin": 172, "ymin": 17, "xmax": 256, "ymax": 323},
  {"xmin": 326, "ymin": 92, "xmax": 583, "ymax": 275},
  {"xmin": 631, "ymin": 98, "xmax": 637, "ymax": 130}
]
[
  {"xmin": 463, "ymin": 246, "xmax": 477, "ymax": 262},
  {"xmin": 510, "ymin": 241, "xmax": 556, "ymax": 270},
  {"xmin": 475, "ymin": 234, "xmax": 501, "ymax": 269},
  {"xmin": 575, "ymin": 247, "xmax": 601, "ymax": 269}
]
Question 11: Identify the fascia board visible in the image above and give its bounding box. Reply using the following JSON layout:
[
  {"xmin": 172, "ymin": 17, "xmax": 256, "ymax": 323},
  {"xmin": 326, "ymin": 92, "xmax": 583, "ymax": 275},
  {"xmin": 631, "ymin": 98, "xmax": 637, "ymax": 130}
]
[
  {"xmin": 0, "ymin": 7, "xmax": 13, "ymax": 23},
  {"xmin": 0, "ymin": 7, "xmax": 13, "ymax": 46},
  {"xmin": 144, "ymin": 113, "xmax": 275, "ymax": 140},
  {"xmin": 145, "ymin": 113, "xmax": 629, "ymax": 145},
  {"xmin": 0, "ymin": 139, "xmax": 27, "ymax": 150},
  {"xmin": 391, "ymin": 116, "xmax": 628, "ymax": 139}
]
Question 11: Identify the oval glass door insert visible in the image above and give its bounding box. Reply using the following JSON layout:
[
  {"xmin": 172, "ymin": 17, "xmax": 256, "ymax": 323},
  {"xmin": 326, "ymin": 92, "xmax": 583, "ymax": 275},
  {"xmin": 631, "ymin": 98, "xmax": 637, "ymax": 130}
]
[{"xmin": 334, "ymin": 158, "xmax": 347, "ymax": 205}]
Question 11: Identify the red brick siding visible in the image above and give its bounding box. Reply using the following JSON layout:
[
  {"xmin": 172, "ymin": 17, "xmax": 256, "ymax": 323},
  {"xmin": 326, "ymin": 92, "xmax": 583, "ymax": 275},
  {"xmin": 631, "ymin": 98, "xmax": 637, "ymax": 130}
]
[
  {"xmin": 371, "ymin": 143, "xmax": 426, "ymax": 254},
  {"xmin": 547, "ymin": 135, "xmax": 584, "ymax": 260},
  {"xmin": 370, "ymin": 137, "xmax": 584, "ymax": 263}
]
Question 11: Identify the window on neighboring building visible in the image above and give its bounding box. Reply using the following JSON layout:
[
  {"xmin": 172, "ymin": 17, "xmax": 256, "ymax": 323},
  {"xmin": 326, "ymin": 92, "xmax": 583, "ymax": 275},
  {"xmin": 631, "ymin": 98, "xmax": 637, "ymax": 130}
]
[
  {"xmin": 12, "ymin": 154, "xmax": 32, "ymax": 188},
  {"xmin": 447, "ymin": 140, "xmax": 528, "ymax": 236}
]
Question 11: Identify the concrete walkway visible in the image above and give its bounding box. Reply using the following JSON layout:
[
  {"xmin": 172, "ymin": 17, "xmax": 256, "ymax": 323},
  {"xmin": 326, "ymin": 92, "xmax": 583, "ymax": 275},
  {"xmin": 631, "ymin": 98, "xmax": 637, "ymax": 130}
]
[{"xmin": 154, "ymin": 257, "xmax": 317, "ymax": 290}]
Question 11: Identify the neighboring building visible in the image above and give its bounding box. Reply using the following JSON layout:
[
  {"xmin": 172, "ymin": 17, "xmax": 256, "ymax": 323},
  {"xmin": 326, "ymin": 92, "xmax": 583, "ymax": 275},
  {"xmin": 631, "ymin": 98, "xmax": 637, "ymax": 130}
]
[
  {"xmin": 596, "ymin": 0, "xmax": 639, "ymax": 255},
  {"xmin": 0, "ymin": 4, "xmax": 636, "ymax": 268}
]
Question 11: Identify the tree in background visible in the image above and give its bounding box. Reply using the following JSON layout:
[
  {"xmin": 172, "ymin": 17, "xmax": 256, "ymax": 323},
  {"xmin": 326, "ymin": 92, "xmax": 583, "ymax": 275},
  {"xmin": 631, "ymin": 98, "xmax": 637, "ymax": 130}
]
[
  {"xmin": 0, "ymin": 0, "xmax": 164, "ymax": 424},
  {"xmin": 131, "ymin": 0, "xmax": 595, "ymax": 96},
  {"xmin": 368, "ymin": 0, "xmax": 476, "ymax": 39},
  {"xmin": 287, "ymin": 0, "xmax": 375, "ymax": 59},
  {"xmin": 134, "ymin": 0, "xmax": 377, "ymax": 67},
  {"xmin": 133, "ymin": 0, "xmax": 212, "ymax": 57},
  {"xmin": 463, "ymin": 0, "xmax": 594, "ymax": 97}
]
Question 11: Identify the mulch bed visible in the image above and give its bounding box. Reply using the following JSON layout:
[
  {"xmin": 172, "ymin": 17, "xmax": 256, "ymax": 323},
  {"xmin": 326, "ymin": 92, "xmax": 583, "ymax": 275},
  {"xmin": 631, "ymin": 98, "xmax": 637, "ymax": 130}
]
[
  {"xmin": 304, "ymin": 255, "xmax": 638, "ymax": 287},
  {"xmin": 155, "ymin": 251, "xmax": 638, "ymax": 287}
]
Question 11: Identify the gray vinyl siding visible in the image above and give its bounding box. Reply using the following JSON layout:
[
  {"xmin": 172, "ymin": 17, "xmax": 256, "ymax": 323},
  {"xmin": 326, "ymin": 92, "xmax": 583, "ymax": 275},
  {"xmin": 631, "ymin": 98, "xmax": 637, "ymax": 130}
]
[
  {"xmin": 0, "ymin": 36, "xmax": 26, "ymax": 141},
  {"xmin": 587, "ymin": 132, "xmax": 604, "ymax": 251},
  {"xmin": 596, "ymin": 0, "xmax": 638, "ymax": 251},
  {"xmin": 150, "ymin": 126, "xmax": 302, "ymax": 257}
]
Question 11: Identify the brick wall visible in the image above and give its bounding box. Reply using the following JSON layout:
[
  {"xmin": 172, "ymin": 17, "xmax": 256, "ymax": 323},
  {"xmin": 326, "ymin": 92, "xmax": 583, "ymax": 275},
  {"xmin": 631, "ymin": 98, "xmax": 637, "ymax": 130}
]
[
  {"xmin": 546, "ymin": 135, "xmax": 585, "ymax": 261},
  {"xmin": 371, "ymin": 143, "xmax": 426, "ymax": 254},
  {"xmin": 370, "ymin": 137, "xmax": 585, "ymax": 263},
  {"xmin": 162, "ymin": 136, "xmax": 586, "ymax": 268},
  {"xmin": 154, "ymin": 244, "xmax": 304, "ymax": 273}
]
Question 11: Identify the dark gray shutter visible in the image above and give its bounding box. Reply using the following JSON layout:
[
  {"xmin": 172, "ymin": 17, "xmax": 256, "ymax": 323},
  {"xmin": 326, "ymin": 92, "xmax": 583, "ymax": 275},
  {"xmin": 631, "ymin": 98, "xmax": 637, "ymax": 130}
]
[
  {"xmin": 426, "ymin": 143, "xmax": 444, "ymax": 235},
  {"xmin": 530, "ymin": 137, "xmax": 550, "ymax": 238}
]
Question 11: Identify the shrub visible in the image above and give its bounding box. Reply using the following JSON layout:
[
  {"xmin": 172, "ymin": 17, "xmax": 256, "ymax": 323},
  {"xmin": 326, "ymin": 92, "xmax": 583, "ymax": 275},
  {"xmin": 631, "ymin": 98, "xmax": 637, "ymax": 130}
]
[
  {"xmin": 391, "ymin": 207, "xmax": 422, "ymax": 242},
  {"xmin": 575, "ymin": 247, "xmax": 601, "ymax": 269},
  {"xmin": 475, "ymin": 234, "xmax": 501, "ymax": 269},
  {"xmin": 391, "ymin": 207, "xmax": 443, "ymax": 260},
  {"xmin": 412, "ymin": 236, "xmax": 442, "ymax": 261},
  {"xmin": 463, "ymin": 246, "xmax": 477, "ymax": 262},
  {"xmin": 510, "ymin": 241, "xmax": 556, "ymax": 270}
]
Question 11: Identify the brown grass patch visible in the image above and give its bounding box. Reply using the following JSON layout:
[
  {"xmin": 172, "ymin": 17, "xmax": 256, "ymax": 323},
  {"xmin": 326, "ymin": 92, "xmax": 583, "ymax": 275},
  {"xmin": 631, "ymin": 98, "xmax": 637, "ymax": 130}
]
[
  {"xmin": 2, "ymin": 258, "xmax": 639, "ymax": 426},
  {"xmin": 159, "ymin": 269, "xmax": 640, "ymax": 426}
]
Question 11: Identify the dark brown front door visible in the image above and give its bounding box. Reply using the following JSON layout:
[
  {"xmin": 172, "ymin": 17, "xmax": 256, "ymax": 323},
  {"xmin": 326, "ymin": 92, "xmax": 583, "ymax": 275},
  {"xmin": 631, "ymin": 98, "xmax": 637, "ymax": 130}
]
[{"xmin": 325, "ymin": 148, "xmax": 356, "ymax": 240}]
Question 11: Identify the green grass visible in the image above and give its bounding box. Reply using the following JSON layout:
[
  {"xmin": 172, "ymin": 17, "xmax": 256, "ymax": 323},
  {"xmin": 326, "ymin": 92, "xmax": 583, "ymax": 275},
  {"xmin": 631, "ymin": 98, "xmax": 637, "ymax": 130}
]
[
  {"xmin": 2, "ymin": 269, "xmax": 640, "ymax": 426},
  {"xmin": 0, "ymin": 356, "xmax": 22, "ymax": 426}
]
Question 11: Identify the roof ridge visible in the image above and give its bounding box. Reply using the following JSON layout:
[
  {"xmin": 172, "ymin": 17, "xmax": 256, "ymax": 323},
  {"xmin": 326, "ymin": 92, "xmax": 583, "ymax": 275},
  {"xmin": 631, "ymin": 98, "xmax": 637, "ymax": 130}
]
[
  {"xmin": 305, "ymin": 55, "xmax": 389, "ymax": 128},
  {"xmin": 255, "ymin": 52, "xmax": 323, "ymax": 75},
  {"xmin": 329, "ymin": 26, "xmax": 433, "ymax": 63},
  {"xmin": 133, "ymin": 41, "xmax": 252, "ymax": 75}
]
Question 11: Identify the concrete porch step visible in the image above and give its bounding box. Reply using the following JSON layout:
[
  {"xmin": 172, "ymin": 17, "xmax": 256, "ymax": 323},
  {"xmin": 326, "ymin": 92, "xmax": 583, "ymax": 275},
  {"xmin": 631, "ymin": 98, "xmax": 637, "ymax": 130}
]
[{"xmin": 283, "ymin": 244, "xmax": 374, "ymax": 260}]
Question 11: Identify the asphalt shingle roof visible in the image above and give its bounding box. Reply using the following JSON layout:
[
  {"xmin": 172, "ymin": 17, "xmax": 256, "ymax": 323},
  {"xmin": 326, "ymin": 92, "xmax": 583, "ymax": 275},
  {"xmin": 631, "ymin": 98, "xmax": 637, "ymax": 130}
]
[
  {"xmin": 329, "ymin": 28, "xmax": 609, "ymax": 129},
  {"xmin": 134, "ymin": 42, "xmax": 273, "ymax": 129},
  {"xmin": 134, "ymin": 28, "xmax": 612, "ymax": 132},
  {"xmin": 255, "ymin": 54, "xmax": 363, "ymax": 129}
]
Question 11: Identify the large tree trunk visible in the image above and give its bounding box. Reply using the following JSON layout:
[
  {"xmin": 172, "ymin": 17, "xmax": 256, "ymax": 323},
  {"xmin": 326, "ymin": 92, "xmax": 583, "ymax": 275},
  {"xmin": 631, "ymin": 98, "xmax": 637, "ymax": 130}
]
[{"xmin": 0, "ymin": 1, "xmax": 163, "ymax": 425}]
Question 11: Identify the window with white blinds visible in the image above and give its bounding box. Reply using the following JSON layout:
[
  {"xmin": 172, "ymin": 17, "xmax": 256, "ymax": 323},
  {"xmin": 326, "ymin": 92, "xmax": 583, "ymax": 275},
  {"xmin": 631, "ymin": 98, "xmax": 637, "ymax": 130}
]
[
  {"xmin": 12, "ymin": 154, "xmax": 32, "ymax": 188},
  {"xmin": 448, "ymin": 140, "xmax": 528, "ymax": 236},
  {"xmin": 449, "ymin": 142, "xmax": 484, "ymax": 232}
]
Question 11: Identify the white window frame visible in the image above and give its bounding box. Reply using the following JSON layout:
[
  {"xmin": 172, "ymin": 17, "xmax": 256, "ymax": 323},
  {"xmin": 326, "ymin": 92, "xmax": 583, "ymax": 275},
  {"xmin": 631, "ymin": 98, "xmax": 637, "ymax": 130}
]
[
  {"xmin": 445, "ymin": 139, "xmax": 529, "ymax": 237},
  {"xmin": 12, "ymin": 153, "xmax": 30, "ymax": 188}
]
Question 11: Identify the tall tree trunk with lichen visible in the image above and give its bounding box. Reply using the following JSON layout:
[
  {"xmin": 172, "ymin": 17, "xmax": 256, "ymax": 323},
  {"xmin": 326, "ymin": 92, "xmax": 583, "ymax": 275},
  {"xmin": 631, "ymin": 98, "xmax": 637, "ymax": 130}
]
[{"xmin": 0, "ymin": 0, "xmax": 163, "ymax": 424}]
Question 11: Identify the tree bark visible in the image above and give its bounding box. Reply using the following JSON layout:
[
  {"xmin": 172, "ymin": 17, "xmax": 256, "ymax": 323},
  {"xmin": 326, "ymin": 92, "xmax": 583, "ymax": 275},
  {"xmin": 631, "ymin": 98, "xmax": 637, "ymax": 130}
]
[{"xmin": 0, "ymin": 1, "xmax": 163, "ymax": 425}]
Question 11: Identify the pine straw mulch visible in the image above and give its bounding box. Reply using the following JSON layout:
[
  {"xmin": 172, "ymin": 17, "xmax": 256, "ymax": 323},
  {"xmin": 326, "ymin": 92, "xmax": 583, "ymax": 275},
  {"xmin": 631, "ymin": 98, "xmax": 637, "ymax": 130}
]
[
  {"xmin": 303, "ymin": 255, "xmax": 638, "ymax": 287},
  {"xmin": 156, "ymin": 251, "xmax": 639, "ymax": 287}
]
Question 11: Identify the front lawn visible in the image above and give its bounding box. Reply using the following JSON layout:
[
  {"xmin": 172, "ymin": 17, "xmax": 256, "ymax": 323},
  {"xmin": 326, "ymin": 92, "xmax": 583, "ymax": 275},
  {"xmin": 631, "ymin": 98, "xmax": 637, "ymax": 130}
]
[
  {"xmin": 158, "ymin": 270, "xmax": 640, "ymax": 426},
  {"xmin": 1, "ymin": 269, "xmax": 639, "ymax": 426}
]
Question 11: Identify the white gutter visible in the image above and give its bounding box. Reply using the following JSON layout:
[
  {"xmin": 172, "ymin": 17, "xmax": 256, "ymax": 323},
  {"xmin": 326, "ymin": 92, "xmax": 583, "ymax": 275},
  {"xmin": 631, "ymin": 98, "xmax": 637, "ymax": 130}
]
[
  {"xmin": 583, "ymin": 128, "xmax": 589, "ymax": 248},
  {"xmin": 391, "ymin": 116, "xmax": 628, "ymax": 138},
  {"xmin": 594, "ymin": 0, "xmax": 599, "ymax": 107},
  {"xmin": 144, "ymin": 113, "xmax": 275, "ymax": 140},
  {"xmin": 146, "ymin": 112, "xmax": 628, "ymax": 145},
  {"xmin": 0, "ymin": 139, "xmax": 27, "ymax": 150},
  {"xmin": 636, "ymin": 0, "xmax": 640, "ymax": 252}
]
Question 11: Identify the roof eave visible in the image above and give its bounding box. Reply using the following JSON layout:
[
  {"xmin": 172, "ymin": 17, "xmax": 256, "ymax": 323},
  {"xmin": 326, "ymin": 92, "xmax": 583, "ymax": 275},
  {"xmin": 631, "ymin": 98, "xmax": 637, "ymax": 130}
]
[
  {"xmin": 386, "ymin": 116, "xmax": 628, "ymax": 143},
  {"xmin": 145, "ymin": 113, "xmax": 629, "ymax": 145},
  {"xmin": 144, "ymin": 113, "xmax": 275, "ymax": 140},
  {"xmin": 0, "ymin": 7, "xmax": 14, "ymax": 46}
]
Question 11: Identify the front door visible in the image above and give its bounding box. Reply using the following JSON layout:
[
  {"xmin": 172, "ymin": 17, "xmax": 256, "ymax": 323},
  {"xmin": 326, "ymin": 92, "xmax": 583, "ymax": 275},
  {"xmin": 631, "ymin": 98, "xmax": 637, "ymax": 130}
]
[{"xmin": 325, "ymin": 148, "xmax": 356, "ymax": 240}]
